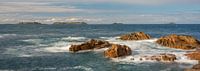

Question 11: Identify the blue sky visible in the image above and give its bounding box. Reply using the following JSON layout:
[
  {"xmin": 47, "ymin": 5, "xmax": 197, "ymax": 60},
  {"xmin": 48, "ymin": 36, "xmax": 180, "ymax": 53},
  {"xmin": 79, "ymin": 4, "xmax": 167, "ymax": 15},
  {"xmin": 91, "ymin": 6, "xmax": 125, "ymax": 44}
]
[{"xmin": 0, "ymin": 0, "xmax": 200, "ymax": 24}]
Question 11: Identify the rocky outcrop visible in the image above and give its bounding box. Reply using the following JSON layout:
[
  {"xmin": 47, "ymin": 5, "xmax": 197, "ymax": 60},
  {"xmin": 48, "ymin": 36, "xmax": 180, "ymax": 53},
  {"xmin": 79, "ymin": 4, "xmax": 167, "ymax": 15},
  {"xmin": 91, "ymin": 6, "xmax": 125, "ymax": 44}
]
[
  {"xmin": 144, "ymin": 54, "xmax": 177, "ymax": 62},
  {"xmin": 119, "ymin": 32, "xmax": 151, "ymax": 40},
  {"xmin": 185, "ymin": 51, "xmax": 200, "ymax": 60},
  {"xmin": 104, "ymin": 44, "xmax": 132, "ymax": 58},
  {"xmin": 156, "ymin": 34, "xmax": 200, "ymax": 50},
  {"xmin": 69, "ymin": 39, "xmax": 112, "ymax": 52}
]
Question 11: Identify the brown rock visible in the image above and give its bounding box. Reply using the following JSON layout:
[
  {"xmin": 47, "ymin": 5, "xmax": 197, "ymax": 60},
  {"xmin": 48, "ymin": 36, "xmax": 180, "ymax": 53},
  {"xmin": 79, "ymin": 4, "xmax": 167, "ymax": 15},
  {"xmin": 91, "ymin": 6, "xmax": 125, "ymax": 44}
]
[
  {"xmin": 119, "ymin": 32, "xmax": 151, "ymax": 40},
  {"xmin": 104, "ymin": 44, "xmax": 132, "ymax": 58},
  {"xmin": 144, "ymin": 54, "xmax": 177, "ymax": 62},
  {"xmin": 69, "ymin": 39, "xmax": 112, "ymax": 52},
  {"xmin": 156, "ymin": 34, "xmax": 200, "ymax": 50},
  {"xmin": 185, "ymin": 51, "xmax": 200, "ymax": 60}
]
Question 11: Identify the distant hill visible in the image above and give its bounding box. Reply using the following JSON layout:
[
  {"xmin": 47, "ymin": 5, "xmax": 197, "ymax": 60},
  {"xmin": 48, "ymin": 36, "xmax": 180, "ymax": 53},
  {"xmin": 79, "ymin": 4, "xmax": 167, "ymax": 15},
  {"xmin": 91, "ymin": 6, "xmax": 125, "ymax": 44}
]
[
  {"xmin": 53, "ymin": 22, "xmax": 87, "ymax": 25},
  {"xmin": 18, "ymin": 22, "xmax": 42, "ymax": 24}
]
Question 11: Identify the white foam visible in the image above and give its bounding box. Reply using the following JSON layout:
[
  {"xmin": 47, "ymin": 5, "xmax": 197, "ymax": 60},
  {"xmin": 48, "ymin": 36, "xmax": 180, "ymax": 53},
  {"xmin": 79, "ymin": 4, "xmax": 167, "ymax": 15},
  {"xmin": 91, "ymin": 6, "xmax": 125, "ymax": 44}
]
[
  {"xmin": 31, "ymin": 66, "xmax": 94, "ymax": 71},
  {"xmin": 103, "ymin": 38, "xmax": 199, "ymax": 65},
  {"xmin": 61, "ymin": 36, "xmax": 87, "ymax": 41},
  {"xmin": 0, "ymin": 34, "xmax": 17, "ymax": 39},
  {"xmin": 70, "ymin": 66, "xmax": 94, "ymax": 71},
  {"xmin": 41, "ymin": 45, "xmax": 71, "ymax": 53}
]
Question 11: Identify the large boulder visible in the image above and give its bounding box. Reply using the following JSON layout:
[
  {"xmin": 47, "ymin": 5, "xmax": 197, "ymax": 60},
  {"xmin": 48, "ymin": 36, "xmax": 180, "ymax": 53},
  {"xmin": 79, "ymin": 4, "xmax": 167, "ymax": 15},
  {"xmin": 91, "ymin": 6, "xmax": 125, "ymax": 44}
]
[
  {"xmin": 119, "ymin": 32, "xmax": 151, "ymax": 40},
  {"xmin": 104, "ymin": 44, "xmax": 132, "ymax": 58},
  {"xmin": 144, "ymin": 54, "xmax": 177, "ymax": 62},
  {"xmin": 69, "ymin": 39, "xmax": 112, "ymax": 52},
  {"xmin": 156, "ymin": 34, "xmax": 200, "ymax": 50}
]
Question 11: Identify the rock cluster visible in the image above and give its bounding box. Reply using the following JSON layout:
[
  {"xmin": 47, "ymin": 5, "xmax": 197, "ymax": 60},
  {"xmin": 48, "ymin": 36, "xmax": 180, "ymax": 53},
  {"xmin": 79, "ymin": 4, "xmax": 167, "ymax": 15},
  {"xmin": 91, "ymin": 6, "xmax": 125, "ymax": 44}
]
[
  {"xmin": 104, "ymin": 44, "xmax": 132, "ymax": 58},
  {"xmin": 69, "ymin": 39, "xmax": 112, "ymax": 52},
  {"xmin": 156, "ymin": 34, "xmax": 200, "ymax": 50},
  {"xmin": 119, "ymin": 32, "xmax": 151, "ymax": 40},
  {"xmin": 144, "ymin": 54, "xmax": 177, "ymax": 62}
]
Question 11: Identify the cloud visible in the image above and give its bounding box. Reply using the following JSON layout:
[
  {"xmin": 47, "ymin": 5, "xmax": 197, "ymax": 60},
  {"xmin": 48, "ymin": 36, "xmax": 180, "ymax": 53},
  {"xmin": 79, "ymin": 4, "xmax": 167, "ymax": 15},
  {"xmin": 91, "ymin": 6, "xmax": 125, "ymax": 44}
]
[
  {"xmin": 0, "ymin": 0, "xmax": 199, "ymax": 24},
  {"xmin": 1, "ymin": 12, "xmax": 200, "ymax": 24},
  {"xmin": 0, "ymin": 2, "xmax": 87, "ymax": 13},
  {"xmin": 2, "ymin": 0, "xmax": 199, "ymax": 5}
]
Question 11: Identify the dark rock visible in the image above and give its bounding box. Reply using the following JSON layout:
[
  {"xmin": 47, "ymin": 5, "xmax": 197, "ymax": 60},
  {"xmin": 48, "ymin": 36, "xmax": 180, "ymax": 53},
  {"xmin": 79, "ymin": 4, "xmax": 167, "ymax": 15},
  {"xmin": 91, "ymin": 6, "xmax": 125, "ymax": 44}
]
[{"xmin": 69, "ymin": 39, "xmax": 112, "ymax": 52}]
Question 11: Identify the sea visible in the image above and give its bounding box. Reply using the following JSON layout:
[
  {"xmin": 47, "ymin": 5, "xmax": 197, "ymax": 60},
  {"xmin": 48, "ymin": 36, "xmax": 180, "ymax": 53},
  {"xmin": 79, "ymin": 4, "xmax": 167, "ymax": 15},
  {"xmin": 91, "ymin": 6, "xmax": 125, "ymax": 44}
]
[{"xmin": 0, "ymin": 24, "xmax": 200, "ymax": 71}]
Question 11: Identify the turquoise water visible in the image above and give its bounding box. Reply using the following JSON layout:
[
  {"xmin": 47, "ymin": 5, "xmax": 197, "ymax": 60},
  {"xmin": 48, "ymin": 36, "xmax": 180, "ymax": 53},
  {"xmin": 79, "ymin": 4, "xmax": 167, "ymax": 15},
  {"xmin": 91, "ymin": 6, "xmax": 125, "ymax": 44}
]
[{"xmin": 0, "ymin": 24, "xmax": 200, "ymax": 71}]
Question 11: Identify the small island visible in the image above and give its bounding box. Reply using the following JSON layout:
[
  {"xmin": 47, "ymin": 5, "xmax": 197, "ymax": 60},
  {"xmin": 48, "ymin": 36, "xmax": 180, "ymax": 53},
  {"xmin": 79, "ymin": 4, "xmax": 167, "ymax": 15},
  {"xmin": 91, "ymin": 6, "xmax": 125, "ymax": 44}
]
[
  {"xmin": 112, "ymin": 23, "xmax": 123, "ymax": 25},
  {"xmin": 18, "ymin": 22, "xmax": 42, "ymax": 24},
  {"xmin": 53, "ymin": 22, "xmax": 87, "ymax": 25},
  {"xmin": 168, "ymin": 22, "xmax": 176, "ymax": 24}
]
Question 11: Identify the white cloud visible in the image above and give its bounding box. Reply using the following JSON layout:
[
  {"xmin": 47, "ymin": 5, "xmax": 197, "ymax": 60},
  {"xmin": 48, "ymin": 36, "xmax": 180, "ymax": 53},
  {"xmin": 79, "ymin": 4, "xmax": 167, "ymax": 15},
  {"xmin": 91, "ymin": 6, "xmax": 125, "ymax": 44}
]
[
  {"xmin": 0, "ymin": 0, "xmax": 199, "ymax": 24},
  {"xmin": 0, "ymin": 2, "xmax": 86, "ymax": 13},
  {"xmin": 1, "ymin": 0, "xmax": 199, "ymax": 5}
]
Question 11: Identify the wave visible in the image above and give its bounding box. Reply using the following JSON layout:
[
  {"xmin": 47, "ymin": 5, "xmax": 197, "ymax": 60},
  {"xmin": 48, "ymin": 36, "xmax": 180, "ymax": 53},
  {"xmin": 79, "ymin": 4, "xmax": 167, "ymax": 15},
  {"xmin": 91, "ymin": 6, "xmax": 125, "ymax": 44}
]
[
  {"xmin": 0, "ymin": 34, "xmax": 17, "ymax": 39},
  {"xmin": 4, "ymin": 66, "xmax": 94, "ymax": 71},
  {"xmin": 6, "ymin": 36, "xmax": 199, "ymax": 66},
  {"xmin": 61, "ymin": 36, "xmax": 87, "ymax": 41},
  {"xmin": 103, "ymin": 38, "xmax": 198, "ymax": 65}
]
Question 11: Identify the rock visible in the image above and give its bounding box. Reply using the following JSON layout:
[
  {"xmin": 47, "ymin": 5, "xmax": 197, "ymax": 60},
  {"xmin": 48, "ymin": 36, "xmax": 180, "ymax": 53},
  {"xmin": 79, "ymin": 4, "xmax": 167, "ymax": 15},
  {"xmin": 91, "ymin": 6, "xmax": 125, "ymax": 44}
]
[
  {"xmin": 104, "ymin": 44, "xmax": 132, "ymax": 58},
  {"xmin": 119, "ymin": 32, "xmax": 151, "ymax": 40},
  {"xmin": 156, "ymin": 34, "xmax": 200, "ymax": 50},
  {"xmin": 144, "ymin": 54, "xmax": 177, "ymax": 62},
  {"xmin": 185, "ymin": 51, "xmax": 200, "ymax": 60},
  {"xmin": 69, "ymin": 39, "xmax": 112, "ymax": 52},
  {"xmin": 185, "ymin": 64, "xmax": 200, "ymax": 71},
  {"xmin": 192, "ymin": 64, "xmax": 200, "ymax": 69}
]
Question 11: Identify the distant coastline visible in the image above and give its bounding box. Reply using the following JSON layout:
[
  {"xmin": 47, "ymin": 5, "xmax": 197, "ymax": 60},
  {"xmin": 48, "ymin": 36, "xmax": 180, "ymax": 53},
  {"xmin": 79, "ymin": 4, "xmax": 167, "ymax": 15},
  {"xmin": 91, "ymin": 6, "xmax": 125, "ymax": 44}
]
[
  {"xmin": 53, "ymin": 22, "xmax": 87, "ymax": 25},
  {"xmin": 18, "ymin": 22, "xmax": 42, "ymax": 24},
  {"xmin": 16, "ymin": 22, "xmax": 88, "ymax": 25}
]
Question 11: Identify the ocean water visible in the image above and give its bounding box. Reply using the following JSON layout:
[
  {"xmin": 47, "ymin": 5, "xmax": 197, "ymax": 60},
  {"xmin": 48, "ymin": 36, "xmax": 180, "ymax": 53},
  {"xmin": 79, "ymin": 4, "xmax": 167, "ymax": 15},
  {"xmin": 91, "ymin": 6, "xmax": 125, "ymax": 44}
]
[{"xmin": 0, "ymin": 24, "xmax": 200, "ymax": 71}]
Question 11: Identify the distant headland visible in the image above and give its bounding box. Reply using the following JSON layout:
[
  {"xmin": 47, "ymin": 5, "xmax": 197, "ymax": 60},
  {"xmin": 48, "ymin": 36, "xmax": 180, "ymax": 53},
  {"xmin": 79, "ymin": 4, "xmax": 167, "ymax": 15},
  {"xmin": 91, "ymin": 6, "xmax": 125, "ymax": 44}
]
[
  {"xmin": 18, "ymin": 22, "xmax": 42, "ymax": 24},
  {"xmin": 53, "ymin": 22, "xmax": 87, "ymax": 25},
  {"xmin": 17, "ymin": 22, "xmax": 88, "ymax": 25}
]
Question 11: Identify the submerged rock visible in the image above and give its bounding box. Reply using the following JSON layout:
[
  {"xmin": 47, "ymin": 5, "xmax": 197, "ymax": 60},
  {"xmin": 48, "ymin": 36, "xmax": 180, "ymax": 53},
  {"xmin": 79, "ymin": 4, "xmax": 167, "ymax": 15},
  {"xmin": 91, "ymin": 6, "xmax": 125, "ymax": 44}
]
[
  {"xmin": 119, "ymin": 32, "xmax": 151, "ymax": 40},
  {"xmin": 144, "ymin": 54, "xmax": 177, "ymax": 62},
  {"xmin": 104, "ymin": 44, "xmax": 132, "ymax": 58},
  {"xmin": 156, "ymin": 34, "xmax": 200, "ymax": 50},
  {"xmin": 185, "ymin": 63, "xmax": 200, "ymax": 71},
  {"xmin": 69, "ymin": 39, "xmax": 112, "ymax": 52}
]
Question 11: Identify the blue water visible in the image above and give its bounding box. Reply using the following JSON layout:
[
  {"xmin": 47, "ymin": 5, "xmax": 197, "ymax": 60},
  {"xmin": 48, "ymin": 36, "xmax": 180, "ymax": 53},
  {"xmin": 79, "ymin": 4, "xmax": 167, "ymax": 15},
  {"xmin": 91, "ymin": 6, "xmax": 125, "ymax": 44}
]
[{"xmin": 0, "ymin": 24, "xmax": 200, "ymax": 71}]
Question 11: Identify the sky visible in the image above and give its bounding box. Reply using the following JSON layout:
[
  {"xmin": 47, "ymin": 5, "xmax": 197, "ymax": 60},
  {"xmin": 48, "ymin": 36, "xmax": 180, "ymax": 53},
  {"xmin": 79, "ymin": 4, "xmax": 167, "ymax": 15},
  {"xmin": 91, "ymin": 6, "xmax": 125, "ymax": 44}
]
[{"xmin": 0, "ymin": 0, "xmax": 200, "ymax": 24}]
